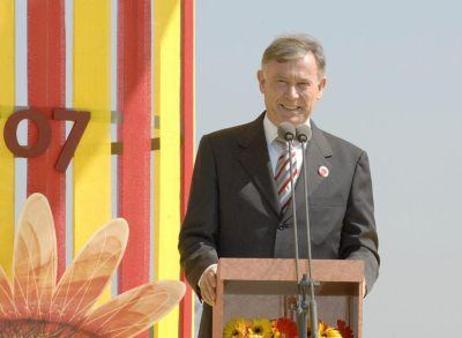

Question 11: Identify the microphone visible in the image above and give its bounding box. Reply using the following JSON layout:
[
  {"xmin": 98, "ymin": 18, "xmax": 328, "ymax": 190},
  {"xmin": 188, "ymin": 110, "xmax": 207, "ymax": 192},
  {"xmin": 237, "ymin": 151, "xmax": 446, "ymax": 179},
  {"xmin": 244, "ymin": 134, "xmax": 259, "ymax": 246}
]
[
  {"xmin": 278, "ymin": 122, "xmax": 296, "ymax": 141},
  {"xmin": 295, "ymin": 124, "xmax": 312, "ymax": 143},
  {"xmin": 296, "ymin": 124, "xmax": 319, "ymax": 338}
]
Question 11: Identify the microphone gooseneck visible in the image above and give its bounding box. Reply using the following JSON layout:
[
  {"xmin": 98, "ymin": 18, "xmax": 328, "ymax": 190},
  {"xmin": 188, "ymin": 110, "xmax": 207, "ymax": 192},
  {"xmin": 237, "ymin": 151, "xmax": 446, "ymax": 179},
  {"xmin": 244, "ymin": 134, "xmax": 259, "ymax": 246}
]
[{"xmin": 296, "ymin": 124, "xmax": 318, "ymax": 338}]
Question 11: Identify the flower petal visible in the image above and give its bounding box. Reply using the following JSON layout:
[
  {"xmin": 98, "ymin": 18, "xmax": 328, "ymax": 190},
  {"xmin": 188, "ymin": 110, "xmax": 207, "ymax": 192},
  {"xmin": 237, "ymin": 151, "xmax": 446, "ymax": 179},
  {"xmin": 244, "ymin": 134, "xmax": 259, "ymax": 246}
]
[
  {"xmin": 80, "ymin": 280, "xmax": 185, "ymax": 338},
  {"xmin": 0, "ymin": 266, "xmax": 16, "ymax": 318},
  {"xmin": 326, "ymin": 328, "xmax": 343, "ymax": 337},
  {"xmin": 51, "ymin": 219, "xmax": 128, "ymax": 326},
  {"xmin": 13, "ymin": 193, "xmax": 57, "ymax": 319}
]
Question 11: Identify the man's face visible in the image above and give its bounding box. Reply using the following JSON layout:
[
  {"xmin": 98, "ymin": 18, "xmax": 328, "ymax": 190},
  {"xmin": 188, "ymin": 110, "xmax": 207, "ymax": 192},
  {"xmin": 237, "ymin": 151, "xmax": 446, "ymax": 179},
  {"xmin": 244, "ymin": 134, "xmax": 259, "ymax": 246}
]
[{"xmin": 257, "ymin": 52, "xmax": 326, "ymax": 126}]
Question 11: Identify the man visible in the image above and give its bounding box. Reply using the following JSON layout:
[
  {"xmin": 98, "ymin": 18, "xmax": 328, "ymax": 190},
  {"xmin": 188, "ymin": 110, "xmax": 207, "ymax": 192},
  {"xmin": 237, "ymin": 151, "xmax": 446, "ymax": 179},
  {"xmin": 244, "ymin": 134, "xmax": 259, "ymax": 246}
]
[{"xmin": 179, "ymin": 34, "xmax": 379, "ymax": 337}]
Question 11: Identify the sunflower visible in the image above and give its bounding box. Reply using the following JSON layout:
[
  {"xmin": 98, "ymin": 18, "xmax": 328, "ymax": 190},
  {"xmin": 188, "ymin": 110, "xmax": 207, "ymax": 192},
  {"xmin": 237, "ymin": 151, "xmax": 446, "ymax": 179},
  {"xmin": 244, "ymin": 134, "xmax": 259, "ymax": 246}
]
[
  {"xmin": 223, "ymin": 318, "xmax": 250, "ymax": 338},
  {"xmin": 308, "ymin": 321, "xmax": 343, "ymax": 338},
  {"xmin": 273, "ymin": 318, "xmax": 298, "ymax": 338},
  {"xmin": 248, "ymin": 318, "xmax": 273, "ymax": 338},
  {"xmin": 0, "ymin": 193, "xmax": 185, "ymax": 337},
  {"xmin": 318, "ymin": 321, "xmax": 343, "ymax": 337}
]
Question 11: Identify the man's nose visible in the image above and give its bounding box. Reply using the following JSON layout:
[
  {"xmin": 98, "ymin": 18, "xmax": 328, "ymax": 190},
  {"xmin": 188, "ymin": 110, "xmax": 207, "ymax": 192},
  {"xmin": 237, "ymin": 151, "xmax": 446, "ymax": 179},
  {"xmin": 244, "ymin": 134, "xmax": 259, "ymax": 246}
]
[{"xmin": 285, "ymin": 85, "xmax": 299, "ymax": 99}]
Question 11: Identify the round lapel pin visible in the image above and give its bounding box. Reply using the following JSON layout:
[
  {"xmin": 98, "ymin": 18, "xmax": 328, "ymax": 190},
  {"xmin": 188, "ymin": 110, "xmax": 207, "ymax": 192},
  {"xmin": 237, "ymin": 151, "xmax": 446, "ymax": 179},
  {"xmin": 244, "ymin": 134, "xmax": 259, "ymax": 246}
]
[{"xmin": 318, "ymin": 165, "xmax": 329, "ymax": 178}]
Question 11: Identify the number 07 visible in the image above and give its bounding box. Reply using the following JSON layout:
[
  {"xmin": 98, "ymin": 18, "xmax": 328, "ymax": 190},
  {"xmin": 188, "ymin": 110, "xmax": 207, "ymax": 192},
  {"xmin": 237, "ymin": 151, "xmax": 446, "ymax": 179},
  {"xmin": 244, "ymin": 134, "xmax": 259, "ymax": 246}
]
[{"xmin": 3, "ymin": 109, "xmax": 90, "ymax": 172}]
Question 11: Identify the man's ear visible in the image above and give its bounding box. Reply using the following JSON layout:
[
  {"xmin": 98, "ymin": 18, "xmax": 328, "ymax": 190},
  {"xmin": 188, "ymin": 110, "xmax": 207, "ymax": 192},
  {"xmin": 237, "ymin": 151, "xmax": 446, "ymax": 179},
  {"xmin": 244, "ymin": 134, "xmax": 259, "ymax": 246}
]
[
  {"xmin": 257, "ymin": 70, "xmax": 265, "ymax": 94},
  {"xmin": 317, "ymin": 77, "xmax": 327, "ymax": 99}
]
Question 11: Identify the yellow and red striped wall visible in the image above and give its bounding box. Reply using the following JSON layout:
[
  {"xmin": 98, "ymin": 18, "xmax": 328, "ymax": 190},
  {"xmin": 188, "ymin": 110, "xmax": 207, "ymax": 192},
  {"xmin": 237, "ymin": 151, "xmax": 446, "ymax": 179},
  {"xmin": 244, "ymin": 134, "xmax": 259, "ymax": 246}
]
[{"xmin": 0, "ymin": 0, "xmax": 195, "ymax": 337}]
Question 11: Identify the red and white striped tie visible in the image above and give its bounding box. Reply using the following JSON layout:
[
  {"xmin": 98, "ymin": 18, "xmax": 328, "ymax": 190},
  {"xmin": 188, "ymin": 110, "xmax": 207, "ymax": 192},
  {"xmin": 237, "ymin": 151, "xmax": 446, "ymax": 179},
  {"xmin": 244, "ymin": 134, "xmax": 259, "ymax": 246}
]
[{"xmin": 274, "ymin": 142, "xmax": 298, "ymax": 214}]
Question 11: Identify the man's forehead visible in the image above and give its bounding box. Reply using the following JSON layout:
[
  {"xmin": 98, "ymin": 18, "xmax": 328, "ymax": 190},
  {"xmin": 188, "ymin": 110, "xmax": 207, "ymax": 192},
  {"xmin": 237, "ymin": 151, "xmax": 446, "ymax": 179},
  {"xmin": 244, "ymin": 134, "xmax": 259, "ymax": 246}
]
[{"xmin": 263, "ymin": 60, "xmax": 318, "ymax": 77}]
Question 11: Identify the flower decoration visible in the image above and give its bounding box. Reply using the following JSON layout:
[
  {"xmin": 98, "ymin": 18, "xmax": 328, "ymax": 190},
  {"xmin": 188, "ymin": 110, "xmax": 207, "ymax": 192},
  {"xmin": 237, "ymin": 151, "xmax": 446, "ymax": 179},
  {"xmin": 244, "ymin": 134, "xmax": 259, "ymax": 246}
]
[
  {"xmin": 225, "ymin": 317, "xmax": 353, "ymax": 338},
  {"xmin": 0, "ymin": 193, "xmax": 185, "ymax": 337},
  {"xmin": 223, "ymin": 318, "xmax": 250, "ymax": 338},
  {"xmin": 272, "ymin": 317, "xmax": 298, "ymax": 338},
  {"xmin": 249, "ymin": 318, "xmax": 273, "ymax": 338},
  {"xmin": 336, "ymin": 320, "xmax": 354, "ymax": 338},
  {"xmin": 316, "ymin": 321, "xmax": 342, "ymax": 338}
]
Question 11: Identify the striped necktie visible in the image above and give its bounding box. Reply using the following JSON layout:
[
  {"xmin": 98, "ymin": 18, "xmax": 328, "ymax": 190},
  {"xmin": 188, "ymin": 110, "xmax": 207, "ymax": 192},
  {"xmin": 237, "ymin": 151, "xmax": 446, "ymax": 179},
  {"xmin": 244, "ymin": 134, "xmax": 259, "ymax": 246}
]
[{"xmin": 274, "ymin": 141, "xmax": 299, "ymax": 214}]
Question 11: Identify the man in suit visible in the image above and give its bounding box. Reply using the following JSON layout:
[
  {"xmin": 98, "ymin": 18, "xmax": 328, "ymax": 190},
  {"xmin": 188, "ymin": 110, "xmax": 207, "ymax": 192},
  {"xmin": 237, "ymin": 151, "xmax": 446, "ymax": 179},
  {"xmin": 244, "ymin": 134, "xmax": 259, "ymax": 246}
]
[{"xmin": 178, "ymin": 34, "xmax": 379, "ymax": 337}]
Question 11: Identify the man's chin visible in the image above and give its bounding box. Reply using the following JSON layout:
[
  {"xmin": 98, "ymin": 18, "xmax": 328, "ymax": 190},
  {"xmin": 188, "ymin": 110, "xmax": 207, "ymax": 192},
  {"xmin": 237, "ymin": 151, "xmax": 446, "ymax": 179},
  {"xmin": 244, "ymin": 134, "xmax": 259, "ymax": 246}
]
[
  {"xmin": 284, "ymin": 115, "xmax": 308, "ymax": 126},
  {"xmin": 267, "ymin": 110, "xmax": 309, "ymax": 126}
]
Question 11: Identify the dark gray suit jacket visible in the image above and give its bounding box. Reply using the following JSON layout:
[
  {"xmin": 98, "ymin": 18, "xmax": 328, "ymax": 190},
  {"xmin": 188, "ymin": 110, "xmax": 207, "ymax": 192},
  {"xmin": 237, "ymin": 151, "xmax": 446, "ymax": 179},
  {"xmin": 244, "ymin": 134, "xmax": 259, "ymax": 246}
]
[{"xmin": 178, "ymin": 113, "xmax": 379, "ymax": 338}]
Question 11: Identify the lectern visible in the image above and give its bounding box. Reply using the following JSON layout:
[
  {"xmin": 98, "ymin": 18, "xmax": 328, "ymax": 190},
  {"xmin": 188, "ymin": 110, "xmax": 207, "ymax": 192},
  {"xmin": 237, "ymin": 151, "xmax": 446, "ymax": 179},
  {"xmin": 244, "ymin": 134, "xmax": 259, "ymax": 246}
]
[{"xmin": 213, "ymin": 258, "xmax": 364, "ymax": 337}]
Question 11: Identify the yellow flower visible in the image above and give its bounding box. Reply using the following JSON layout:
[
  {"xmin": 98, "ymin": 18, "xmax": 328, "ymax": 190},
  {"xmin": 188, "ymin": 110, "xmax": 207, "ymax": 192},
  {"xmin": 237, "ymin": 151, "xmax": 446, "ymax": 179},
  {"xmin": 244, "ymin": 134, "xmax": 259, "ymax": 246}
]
[
  {"xmin": 0, "ymin": 193, "xmax": 185, "ymax": 337},
  {"xmin": 223, "ymin": 318, "xmax": 250, "ymax": 338},
  {"xmin": 308, "ymin": 321, "xmax": 343, "ymax": 338},
  {"xmin": 318, "ymin": 321, "xmax": 343, "ymax": 337},
  {"xmin": 248, "ymin": 318, "xmax": 273, "ymax": 338}
]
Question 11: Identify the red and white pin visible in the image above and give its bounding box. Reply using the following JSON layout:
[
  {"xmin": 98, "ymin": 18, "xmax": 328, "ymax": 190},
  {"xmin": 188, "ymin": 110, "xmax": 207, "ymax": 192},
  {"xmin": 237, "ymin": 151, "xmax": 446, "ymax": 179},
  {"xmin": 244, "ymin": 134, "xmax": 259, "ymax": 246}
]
[{"xmin": 318, "ymin": 165, "xmax": 329, "ymax": 178}]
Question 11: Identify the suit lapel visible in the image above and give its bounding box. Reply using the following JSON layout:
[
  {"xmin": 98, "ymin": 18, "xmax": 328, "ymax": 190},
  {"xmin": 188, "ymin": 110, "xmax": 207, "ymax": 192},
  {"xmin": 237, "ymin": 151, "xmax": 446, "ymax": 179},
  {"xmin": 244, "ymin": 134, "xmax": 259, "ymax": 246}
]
[
  {"xmin": 238, "ymin": 115, "xmax": 281, "ymax": 217},
  {"xmin": 282, "ymin": 122, "xmax": 333, "ymax": 221}
]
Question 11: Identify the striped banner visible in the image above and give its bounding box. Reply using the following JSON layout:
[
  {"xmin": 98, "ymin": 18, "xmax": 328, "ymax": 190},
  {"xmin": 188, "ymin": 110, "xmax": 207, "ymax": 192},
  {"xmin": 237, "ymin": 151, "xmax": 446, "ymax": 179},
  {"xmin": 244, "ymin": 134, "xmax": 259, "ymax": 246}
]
[
  {"xmin": 153, "ymin": 0, "xmax": 182, "ymax": 336},
  {"xmin": 27, "ymin": 0, "xmax": 67, "ymax": 278},
  {"xmin": 117, "ymin": 3, "xmax": 151, "ymax": 337},
  {"xmin": 73, "ymin": 0, "xmax": 112, "ymax": 302},
  {"xmin": 0, "ymin": 0, "xmax": 15, "ymax": 278},
  {"xmin": 180, "ymin": 0, "xmax": 195, "ymax": 337},
  {"xmin": 0, "ymin": 1, "xmax": 195, "ymax": 336}
]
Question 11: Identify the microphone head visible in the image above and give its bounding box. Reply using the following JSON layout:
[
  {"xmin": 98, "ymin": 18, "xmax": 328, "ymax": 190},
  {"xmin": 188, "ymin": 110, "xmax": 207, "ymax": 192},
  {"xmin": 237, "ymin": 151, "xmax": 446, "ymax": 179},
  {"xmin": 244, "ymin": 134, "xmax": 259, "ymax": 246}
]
[
  {"xmin": 296, "ymin": 124, "xmax": 312, "ymax": 143},
  {"xmin": 278, "ymin": 122, "xmax": 296, "ymax": 141}
]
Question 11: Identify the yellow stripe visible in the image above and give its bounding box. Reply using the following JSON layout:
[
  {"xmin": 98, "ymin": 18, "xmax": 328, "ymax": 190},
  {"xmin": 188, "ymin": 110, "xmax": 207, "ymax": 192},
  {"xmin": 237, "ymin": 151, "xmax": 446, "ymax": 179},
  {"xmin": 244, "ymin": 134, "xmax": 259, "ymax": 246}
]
[
  {"xmin": 0, "ymin": 0, "xmax": 15, "ymax": 278},
  {"xmin": 153, "ymin": 0, "xmax": 181, "ymax": 336},
  {"xmin": 73, "ymin": 0, "xmax": 112, "ymax": 303}
]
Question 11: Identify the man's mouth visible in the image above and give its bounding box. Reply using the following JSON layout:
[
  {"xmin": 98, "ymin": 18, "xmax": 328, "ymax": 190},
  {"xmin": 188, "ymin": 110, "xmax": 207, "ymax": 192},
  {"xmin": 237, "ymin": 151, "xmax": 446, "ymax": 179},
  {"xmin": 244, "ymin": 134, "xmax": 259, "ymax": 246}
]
[{"xmin": 279, "ymin": 104, "xmax": 300, "ymax": 112}]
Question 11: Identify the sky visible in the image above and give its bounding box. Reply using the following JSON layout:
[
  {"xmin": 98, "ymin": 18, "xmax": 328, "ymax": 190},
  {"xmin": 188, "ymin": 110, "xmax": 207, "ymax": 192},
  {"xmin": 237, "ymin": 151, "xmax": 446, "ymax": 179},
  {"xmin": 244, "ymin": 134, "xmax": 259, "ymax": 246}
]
[
  {"xmin": 9, "ymin": 0, "xmax": 462, "ymax": 337},
  {"xmin": 196, "ymin": 1, "xmax": 462, "ymax": 336}
]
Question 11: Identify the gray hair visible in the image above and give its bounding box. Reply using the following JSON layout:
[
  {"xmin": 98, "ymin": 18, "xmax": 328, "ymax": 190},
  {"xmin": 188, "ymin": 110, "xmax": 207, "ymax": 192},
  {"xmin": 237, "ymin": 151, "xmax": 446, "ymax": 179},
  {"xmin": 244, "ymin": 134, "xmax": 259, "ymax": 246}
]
[{"xmin": 261, "ymin": 34, "xmax": 326, "ymax": 76}]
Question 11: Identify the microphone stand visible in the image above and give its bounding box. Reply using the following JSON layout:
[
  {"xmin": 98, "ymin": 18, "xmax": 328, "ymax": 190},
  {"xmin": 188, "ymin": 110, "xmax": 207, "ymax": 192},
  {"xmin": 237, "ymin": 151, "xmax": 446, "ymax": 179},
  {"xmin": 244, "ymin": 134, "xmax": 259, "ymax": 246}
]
[
  {"xmin": 288, "ymin": 139, "xmax": 319, "ymax": 338},
  {"xmin": 280, "ymin": 122, "xmax": 318, "ymax": 338},
  {"xmin": 286, "ymin": 139, "xmax": 306, "ymax": 338},
  {"xmin": 300, "ymin": 140, "xmax": 319, "ymax": 338}
]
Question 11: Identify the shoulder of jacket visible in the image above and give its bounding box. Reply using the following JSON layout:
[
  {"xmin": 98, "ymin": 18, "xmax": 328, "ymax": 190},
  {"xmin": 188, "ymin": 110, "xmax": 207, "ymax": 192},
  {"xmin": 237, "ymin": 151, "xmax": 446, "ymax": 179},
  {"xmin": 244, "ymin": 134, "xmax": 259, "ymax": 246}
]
[{"xmin": 320, "ymin": 129, "xmax": 365, "ymax": 156}]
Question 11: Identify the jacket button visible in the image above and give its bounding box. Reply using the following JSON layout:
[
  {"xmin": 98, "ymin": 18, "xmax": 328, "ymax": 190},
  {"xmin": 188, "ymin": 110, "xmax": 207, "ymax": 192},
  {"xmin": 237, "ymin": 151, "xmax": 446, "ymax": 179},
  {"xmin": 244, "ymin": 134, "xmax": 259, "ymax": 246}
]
[{"xmin": 277, "ymin": 223, "xmax": 288, "ymax": 231}]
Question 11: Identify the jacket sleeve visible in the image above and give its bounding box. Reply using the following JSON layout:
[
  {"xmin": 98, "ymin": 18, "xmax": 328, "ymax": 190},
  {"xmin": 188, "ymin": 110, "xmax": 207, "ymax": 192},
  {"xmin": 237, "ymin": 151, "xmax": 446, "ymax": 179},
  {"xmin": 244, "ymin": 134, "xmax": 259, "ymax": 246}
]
[
  {"xmin": 178, "ymin": 135, "xmax": 219, "ymax": 296},
  {"xmin": 340, "ymin": 151, "xmax": 380, "ymax": 294}
]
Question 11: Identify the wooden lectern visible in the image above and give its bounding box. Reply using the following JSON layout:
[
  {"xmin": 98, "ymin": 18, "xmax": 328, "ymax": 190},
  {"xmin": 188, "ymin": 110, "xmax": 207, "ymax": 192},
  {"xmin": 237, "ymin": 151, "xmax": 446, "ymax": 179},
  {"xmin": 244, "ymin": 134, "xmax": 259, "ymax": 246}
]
[{"xmin": 213, "ymin": 258, "xmax": 364, "ymax": 337}]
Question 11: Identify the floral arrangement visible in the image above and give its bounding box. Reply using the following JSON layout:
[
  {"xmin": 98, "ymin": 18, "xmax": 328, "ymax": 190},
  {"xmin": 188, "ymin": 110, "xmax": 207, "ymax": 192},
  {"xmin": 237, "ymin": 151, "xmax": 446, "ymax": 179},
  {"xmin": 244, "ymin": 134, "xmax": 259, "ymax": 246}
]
[{"xmin": 223, "ymin": 317, "xmax": 354, "ymax": 338}]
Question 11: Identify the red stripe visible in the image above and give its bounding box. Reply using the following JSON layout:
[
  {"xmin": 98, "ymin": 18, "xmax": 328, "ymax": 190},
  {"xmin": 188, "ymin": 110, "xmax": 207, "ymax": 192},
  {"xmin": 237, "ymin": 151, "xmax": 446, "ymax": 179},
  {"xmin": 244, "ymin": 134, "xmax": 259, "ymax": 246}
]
[
  {"xmin": 180, "ymin": 0, "xmax": 195, "ymax": 337},
  {"xmin": 117, "ymin": 5, "xmax": 151, "ymax": 338},
  {"xmin": 274, "ymin": 157, "xmax": 290, "ymax": 180},
  {"xmin": 276, "ymin": 163, "xmax": 297, "ymax": 188},
  {"xmin": 278, "ymin": 177, "xmax": 291, "ymax": 195},
  {"xmin": 27, "ymin": 0, "xmax": 66, "ymax": 278},
  {"xmin": 277, "ymin": 169, "xmax": 298, "ymax": 194},
  {"xmin": 274, "ymin": 151, "xmax": 296, "ymax": 180},
  {"xmin": 277, "ymin": 153, "xmax": 285, "ymax": 161}
]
